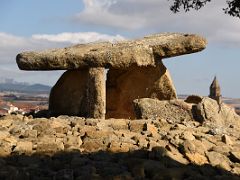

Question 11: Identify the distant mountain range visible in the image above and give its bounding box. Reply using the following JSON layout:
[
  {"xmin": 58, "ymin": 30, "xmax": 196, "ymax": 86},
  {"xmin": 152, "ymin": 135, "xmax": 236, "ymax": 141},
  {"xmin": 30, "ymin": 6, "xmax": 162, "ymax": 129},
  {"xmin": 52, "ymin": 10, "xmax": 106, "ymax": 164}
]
[{"xmin": 0, "ymin": 82, "xmax": 51, "ymax": 93}]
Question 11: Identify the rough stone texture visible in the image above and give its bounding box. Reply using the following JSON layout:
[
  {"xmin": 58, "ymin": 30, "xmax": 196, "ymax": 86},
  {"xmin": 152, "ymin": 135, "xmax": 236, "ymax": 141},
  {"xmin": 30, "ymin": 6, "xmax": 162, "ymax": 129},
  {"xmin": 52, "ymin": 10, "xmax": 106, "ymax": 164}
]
[
  {"xmin": 206, "ymin": 151, "xmax": 231, "ymax": 170},
  {"xmin": 133, "ymin": 98, "xmax": 193, "ymax": 122},
  {"xmin": 49, "ymin": 68, "xmax": 105, "ymax": 118},
  {"xmin": 16, "ymin": 33, "xmax": 207, "ymax": 119},
  {"xmin": 193, "ymin": 97, "xmax": 240, "ymax": 127},
  {"xmin": 86, "ymin": 67, "xmax": 106, "ymax": 119},
  {"xmin": 16, "ymin": 33, "xmax": 207, "ymax": 70},
  {"xmin": 134, "ymin": 95, "xmax": 240, "ymax": 131},
  {"xmin": 209, "ymin": 76, "xmax": 221, "ymax": 102},
  {"xmin": 222, "ymin": 134, "xmax": 233, "ymax": 145},
  {"xmin": 185, "ymin": 94, "xmax": 203, "ymax": 104},
  {"xmin": 106, "ymin": 62, "xmax": 177, "ymax": 119},
  {"xmin": 49, "ymin": 70, "xmax": 89, "ymax": 116},
  {"xmin": 229, "ymin": 152, "xmax": 240, "ymax": 163},
  {"xmin": 0, "ymin": 113, "xmax": 240, "ymax": 179}
]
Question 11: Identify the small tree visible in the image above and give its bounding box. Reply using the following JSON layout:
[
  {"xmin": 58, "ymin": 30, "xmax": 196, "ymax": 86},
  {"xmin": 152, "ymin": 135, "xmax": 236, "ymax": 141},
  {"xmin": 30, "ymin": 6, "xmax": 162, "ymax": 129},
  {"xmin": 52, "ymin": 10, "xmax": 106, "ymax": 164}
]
[{"xmin": 169, "ymin": 0, "xmax": 240, "ymax": 18}]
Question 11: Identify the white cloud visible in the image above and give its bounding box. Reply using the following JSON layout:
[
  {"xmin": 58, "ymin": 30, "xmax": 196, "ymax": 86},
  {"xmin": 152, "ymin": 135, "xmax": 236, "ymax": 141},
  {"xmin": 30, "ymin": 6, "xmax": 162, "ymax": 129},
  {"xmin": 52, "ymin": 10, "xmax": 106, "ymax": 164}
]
[
  {"xmin": 0, "ymin": 31, "xmax": 125, "ymax": 63},
  {"xmin": 0, "ymin": 32, "xmax": 27, "ymax": 48},
  {"xmin": 75, "ymin": 0, "xmax": 148, "ymax": 29},
  {"xmin": 75, "ymin": 0, "xmax": 240, "ymax": 46},
  {"xmin": 32, "ymin": 32, "xmax": 124, "ymax": 44},
  {"xmin": 0, "ymin": 31, "xmax": 125, "ymax": 85}
]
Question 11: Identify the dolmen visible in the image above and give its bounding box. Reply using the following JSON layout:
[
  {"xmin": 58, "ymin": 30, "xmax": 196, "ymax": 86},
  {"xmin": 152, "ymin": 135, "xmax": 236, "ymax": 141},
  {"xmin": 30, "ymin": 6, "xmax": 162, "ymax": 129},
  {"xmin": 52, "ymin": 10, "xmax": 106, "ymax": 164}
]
[{"xmin": 16, "ymin": 33, "xmax": 207, "ymax": 119}]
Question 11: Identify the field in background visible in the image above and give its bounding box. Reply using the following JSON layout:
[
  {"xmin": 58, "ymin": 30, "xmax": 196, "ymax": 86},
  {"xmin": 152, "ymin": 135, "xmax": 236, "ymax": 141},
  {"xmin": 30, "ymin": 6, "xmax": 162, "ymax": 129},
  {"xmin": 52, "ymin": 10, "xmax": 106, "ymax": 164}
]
[{"xmin": 1, "ymin": 92, "xmax": 240, "ymax": 116}]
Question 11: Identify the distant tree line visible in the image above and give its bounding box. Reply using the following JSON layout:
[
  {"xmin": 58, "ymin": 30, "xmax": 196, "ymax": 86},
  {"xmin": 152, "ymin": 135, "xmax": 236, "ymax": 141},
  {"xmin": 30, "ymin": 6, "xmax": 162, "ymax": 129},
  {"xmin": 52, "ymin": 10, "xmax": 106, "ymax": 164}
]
[{"xmin": 168, "ymin": 0, "xmax": 240, "ymax": 18}]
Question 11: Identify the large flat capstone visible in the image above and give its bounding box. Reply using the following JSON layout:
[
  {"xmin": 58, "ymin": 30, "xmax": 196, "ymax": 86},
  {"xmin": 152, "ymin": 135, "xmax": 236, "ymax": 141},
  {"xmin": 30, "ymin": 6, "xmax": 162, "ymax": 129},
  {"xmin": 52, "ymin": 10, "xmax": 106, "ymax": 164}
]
[{"xmin": 16, "ymin": 33, "xmax": 206, "ymax": 70}]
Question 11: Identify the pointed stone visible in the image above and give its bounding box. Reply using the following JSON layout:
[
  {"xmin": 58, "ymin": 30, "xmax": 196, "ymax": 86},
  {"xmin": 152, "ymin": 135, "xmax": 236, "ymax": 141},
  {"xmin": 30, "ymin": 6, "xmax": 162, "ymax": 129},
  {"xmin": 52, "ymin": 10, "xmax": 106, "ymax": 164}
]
[{"xmin": 209, "ymin": 76, "xmax": 221, "ymax": 101}]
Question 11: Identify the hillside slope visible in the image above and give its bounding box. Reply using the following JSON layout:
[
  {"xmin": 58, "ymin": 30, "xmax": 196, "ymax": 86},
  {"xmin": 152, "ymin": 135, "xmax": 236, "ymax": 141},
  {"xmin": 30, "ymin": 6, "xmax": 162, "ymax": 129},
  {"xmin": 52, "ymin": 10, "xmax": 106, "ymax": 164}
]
[{"xmin": 0, "ymin": 82, "xmax": 51, "ymax": 93}]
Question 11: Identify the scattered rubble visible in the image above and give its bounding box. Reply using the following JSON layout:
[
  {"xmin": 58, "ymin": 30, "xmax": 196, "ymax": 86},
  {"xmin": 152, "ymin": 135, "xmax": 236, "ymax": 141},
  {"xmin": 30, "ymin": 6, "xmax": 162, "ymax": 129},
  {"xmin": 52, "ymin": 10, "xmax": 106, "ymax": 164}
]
[{"xmin": 0, "ymin": 109, "xmax": 239, "ymax": 179}]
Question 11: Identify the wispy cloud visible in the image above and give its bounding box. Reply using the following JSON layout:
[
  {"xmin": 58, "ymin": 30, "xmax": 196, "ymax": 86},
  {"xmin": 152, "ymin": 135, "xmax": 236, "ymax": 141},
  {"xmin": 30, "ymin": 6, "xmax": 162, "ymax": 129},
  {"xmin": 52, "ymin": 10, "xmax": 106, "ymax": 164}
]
[
  {"xmin": 74, "ymin": 0, "xmax": 240, "ymax": 47},
  {"xmin": 0, "ymin": 31, "xmax": 124, "ymax": 85},
  {"xmin": 75, "ymin": 0, "xmax": 148, "ymax": 30},
  {"xmin": 32, "ymin": 32, "xmax": 124, "ymax": 44},
  {"xmin": 0, "ymin": 33, "xmax": 28, "ymax": 48}
]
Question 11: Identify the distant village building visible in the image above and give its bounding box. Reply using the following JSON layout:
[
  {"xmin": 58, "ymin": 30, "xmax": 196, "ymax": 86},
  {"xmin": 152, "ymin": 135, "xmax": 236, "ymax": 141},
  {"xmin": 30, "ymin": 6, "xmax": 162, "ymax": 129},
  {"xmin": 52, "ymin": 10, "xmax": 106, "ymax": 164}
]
[
  {"xmin": 0, "ymin": 95, "xmax": 47, "ymax": 116},
  {"xmin": 0, "ymin": 103, "xmax": 19, "ymax": 114},
  {"xmin": 0, "ymin": 100, "xmax": 25, "ymax": 115},
  {"xmin": 209, "ymin": 76, "xmax": 221, "ymax": 102}
]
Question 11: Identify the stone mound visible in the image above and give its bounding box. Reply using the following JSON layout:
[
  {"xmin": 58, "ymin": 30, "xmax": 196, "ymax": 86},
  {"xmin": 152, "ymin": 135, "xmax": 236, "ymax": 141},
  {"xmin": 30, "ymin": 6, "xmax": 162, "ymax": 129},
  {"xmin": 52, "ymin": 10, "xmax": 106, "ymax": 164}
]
[{"xmin": 0, "ymin": 105, "xmax": 240, "ymax": 179}]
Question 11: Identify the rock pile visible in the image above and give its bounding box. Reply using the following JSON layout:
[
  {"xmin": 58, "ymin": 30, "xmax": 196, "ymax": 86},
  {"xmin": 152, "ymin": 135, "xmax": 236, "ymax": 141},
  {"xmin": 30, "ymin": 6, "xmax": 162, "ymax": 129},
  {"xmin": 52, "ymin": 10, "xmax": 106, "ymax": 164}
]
[
  {"xmin": 134, "ymin": 96, "xmax": 240, "ymax": 128},
  {"xmin": 0, "ymin": 97, "xmax": 240, "ymax": 179}
]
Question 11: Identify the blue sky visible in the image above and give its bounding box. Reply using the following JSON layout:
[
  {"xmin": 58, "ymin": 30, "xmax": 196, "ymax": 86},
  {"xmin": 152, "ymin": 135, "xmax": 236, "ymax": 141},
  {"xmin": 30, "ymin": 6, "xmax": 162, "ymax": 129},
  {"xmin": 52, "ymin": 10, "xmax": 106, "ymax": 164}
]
[
  {"xmin": 0, "ymin": 0, "xmax": 240, "ymax": 98},
  {"xmin": 0, "ymin": 0, "xmax": 84, "ymax": 35}
]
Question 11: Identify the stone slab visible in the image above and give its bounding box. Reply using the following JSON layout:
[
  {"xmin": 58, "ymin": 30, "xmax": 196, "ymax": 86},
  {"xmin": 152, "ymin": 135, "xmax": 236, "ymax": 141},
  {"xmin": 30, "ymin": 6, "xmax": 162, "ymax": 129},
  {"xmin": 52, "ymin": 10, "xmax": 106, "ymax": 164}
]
[{"xmin": 16, "ymin": 33, "xmax": 206, "ymax": 70}]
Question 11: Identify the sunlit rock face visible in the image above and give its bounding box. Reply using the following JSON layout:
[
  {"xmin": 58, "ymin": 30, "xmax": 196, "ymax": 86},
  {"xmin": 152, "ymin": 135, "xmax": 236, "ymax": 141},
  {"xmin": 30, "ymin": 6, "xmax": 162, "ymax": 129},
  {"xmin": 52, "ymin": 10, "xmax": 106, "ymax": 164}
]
[{"xmin": 16, "ymin": 33, "xmax": 206, "ymax": 118}]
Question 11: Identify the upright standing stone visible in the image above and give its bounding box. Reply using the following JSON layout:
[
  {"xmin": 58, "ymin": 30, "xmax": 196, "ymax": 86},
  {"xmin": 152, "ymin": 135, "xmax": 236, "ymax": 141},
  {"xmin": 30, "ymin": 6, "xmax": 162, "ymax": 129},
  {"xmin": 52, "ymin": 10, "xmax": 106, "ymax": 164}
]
[
  {"xmin": 209, "ymin": 76, "xmax": 221, "ymax": 102},
  {"xmin": 49, "ymin": 70, "xmax": 89, "ymax": 116},
  {"xmin": 87, "ymin": 67, "xmax": 106, "ymax": 119},
  {"xmin": 49, "ymin": 68, "xmax": 106, "ymax": 119},
  {"xmin": 106, "ymin": 61, "xmax": 177, "ymax": 119}
]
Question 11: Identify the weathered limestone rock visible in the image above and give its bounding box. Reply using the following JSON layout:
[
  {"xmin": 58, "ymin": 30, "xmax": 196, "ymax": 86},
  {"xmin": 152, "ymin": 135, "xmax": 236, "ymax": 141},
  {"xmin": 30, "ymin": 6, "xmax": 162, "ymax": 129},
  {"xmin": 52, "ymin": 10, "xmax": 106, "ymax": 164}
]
[
  {"xmin": 181, "ymin": 131, "xmax": 195, "ymax": 141},
  {"xmin": 107, "ymin": 62, "xmax": 177, "ymax": 119},
  {"xmin": 36, "ymin": 142, "xmax": 64, "ymax": 154},
  {"xmin": 49, "ymin": 68, "xmax": 105, "ymax": 118},
  {"xmin": 86, "ymin": 67, "xmax": 106, "ymax": 119},
  {"xmin": 0, "ymin": 141, "xmax": 12, "ymax": 156},
  {"xmin": 0, "ymin": 131, "xmax": 10, "ymax": 140},
  {"xmin": 229, "ymin": 151, "xmax": 240, "ymax": 163},
  {"xmin": 49, "ymin": 70, "xmax": 89, "ymax": 116},
  {"xmin": 133, "ymin": 98, "xmax": 193, "ymax": 122},
  {"xmin": 193, "ymin": 97, "xmax": 240, "ymax": 127},
  {"xmin": 209, "ymin": 76, "xmax": 221, "ymax": 102},
  {"xmin": 185, "ymin": 95, "xmax": 203, "ymax": 104},
  {"xmin": 16, "ymin": 33, "xmax": 207, "ymax": 118},
  {"xmin": 16, "ymin": 33, "xmax": 207, "ymax": 70},
  {"xmin": 13, "ymin": 141, "xmax": 33, "ymax": 154},
  {"xmin": 185, "ymin": 152, "xmax": 208, "ymax": 165},
  {"xmin": 206, "ymin": 151, "xmax": 231, "ymax": 171},
  {"xmin": 64, "ymin": 135, "xmax": 82, "ymax": 149},
  {"xmin": 222, "ymin": 134, "xmax": 233, "ymax": 145},
  {"xmin": 0, "ymin": 112, "xmax": 240, "ymax": 179}
]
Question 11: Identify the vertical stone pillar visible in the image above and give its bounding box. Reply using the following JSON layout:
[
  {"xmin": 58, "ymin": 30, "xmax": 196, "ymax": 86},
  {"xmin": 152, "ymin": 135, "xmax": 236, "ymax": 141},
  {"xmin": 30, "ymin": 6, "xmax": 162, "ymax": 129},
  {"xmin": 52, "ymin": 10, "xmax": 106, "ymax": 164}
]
[
  {"xmin": 106, "ymin": 62, "xmax": 177, "ymax": 119},
  {"xmin": 87, "ymin": 67, "xmax": 106, "ymax": 119}
]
